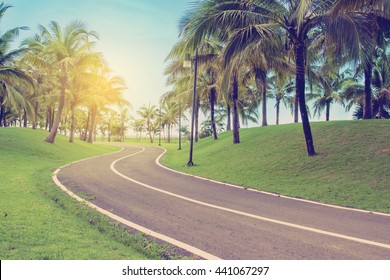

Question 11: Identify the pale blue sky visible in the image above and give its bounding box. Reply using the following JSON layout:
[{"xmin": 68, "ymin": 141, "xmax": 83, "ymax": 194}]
[
  {"xmin": 1, "ymin": 0, "xmax": 352, "ymax": 124},
  {"xmin": 2, "ymin": 0, "xmax": 189, "ymax": 110}
]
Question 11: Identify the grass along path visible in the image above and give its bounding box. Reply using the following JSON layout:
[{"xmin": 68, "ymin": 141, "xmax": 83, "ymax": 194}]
[
  {"xmin": 0, "ymin": 128, "xmax": 182, "ymax": 260},
  {"xmin": 161, "ymin": 120, "xmax": 390, "ymax": 214}
]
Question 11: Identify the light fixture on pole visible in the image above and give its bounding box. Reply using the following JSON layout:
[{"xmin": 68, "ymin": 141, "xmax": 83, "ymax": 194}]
[{"xmin": 183, "ymin": 48, "xmax": 198, "ymax": 166}]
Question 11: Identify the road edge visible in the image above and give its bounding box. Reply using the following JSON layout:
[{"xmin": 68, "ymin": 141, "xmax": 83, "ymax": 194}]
[
  {"xmin": 52, "ymin": 145, "xmax": 221, "ymax": 260},
  {"xmin": 155, "ymin": 147, "xmax": 390, "ymax": 218}
]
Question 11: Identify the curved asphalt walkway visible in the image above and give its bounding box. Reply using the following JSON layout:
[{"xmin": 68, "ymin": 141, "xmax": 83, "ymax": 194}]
[{"xmin": 56, "ymin": 145, "xmax": 390, "ymax": 260}]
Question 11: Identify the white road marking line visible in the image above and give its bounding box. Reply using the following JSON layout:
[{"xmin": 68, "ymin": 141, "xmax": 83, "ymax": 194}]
[
  {"xmin": 155, "ymin": 147, "xmax": 390, "ymax": 217},
  {"xmin": 111, "ymin": 147, "xmax": 390, "ymax": 251},
  {"xmin": 53, "ymin": 147, "xmax": 221, "ymax": 260}
]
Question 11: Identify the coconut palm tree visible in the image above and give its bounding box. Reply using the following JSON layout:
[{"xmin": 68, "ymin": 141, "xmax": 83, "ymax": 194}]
[
  {"xmin": 137, "ymin": 103, "xmax": 159, "ymax": 143},
  {"xmin": 21, "ymin": 33, "xmax": 56, "ymax": 130},
  {"xmin": 130, "ymin": 118, "xmax": 145, "ymax": 142},
  {"xmin": 329, "ymin": 0, "xmax": 390, "ymax": 119},
  {"xmin": 268, "ymin": 73, "xmax": 295, "ymax": 125},
  {"xmin": 160, "ymin": 101, "xmax": 179, "ymax": 143},
  {"xmin": 67, "ymin": 52, "xmax": 103, "ymax": 143},
  {"xmin": 372, "ymin": 39, "xmax": 390, "ymax": 118},
  {"xmin": 307, "ymin": 67, "xmax": 353, "ymax": 121},
  {"xmin": 166, "ymin": 36, "xmax": 224, "ymax": 141},
  {"xmin": 180, "ymin": 0, "xmax": 344, "ymax": 155},
  {"xmin": 0, "ymin": 7, "xmax": 33, "ymax": 127},
  {"xmin": 84, "ymin": 68, "xmax": 127, "ymax": 143},
  {"xmin": 28, "ymin": 21, "xmax": 98, "ymax": 143}
]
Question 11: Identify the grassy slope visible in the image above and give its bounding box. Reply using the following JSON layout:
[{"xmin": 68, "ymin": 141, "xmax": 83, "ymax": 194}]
[
  {"xmin": 162, "ymin": 120, "xmax": 390, "ymax": 213},
  {"xmin": 0, "ymin": 128, "xmax": 164, "ymax": 260}
]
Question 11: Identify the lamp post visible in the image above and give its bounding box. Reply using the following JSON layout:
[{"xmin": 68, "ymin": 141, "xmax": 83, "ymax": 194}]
[
  {"xmin": 158, "ymin": 104, "xmax": 161, "ymax": 146},
  {"xmin": 183, "ymin": 48, "xmax": 198, "ymax": 166},
  {"xmin": 178, "ymin": 98, "xmax": 182, "ymax": 150}
]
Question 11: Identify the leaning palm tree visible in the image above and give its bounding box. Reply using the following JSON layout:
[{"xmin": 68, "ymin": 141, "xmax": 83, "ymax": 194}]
[{"xmin": 27, "ymin": 21, "xmax": 98, "ymax": 143}]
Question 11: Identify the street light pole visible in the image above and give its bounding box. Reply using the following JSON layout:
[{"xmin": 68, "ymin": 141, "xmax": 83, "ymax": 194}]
[
  {"xmin": 158, "ymin": 104, "xmax": 161, "ymax": 146},
  {"xmin": 187, "ymin": 48, "xmax": 198, "ymax": 166},
  {"xmin": 178, "ymin": 98, "xmax": 182, "ymax": 150}
]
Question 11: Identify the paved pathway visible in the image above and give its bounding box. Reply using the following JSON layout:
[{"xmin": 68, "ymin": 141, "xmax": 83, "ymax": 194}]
[{"xmin": 57, "ymin": 145, "xmax": 390, "ymax": 259}]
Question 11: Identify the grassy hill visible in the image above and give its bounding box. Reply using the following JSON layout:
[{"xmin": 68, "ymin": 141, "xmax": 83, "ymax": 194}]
[
  {"xmin": 0, "ymin": 128, "xmax": 176, "ymax": 260},
  {"xmin": 162, "ymin": 120, "xmax": 390, "ymax": 213}
]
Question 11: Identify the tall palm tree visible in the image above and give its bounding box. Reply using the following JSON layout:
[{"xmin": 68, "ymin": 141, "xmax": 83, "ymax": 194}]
[
  {"xmin": 160, "ymin": 101, "xmax": 179, "ymax": 143},
  {"xmin": 0, "ymin": 5, "xmax": 33, "ymax": 127},
  {"xmin": 329, "ymin": 0, "xmax": 390, "ymax": 119},
  {"xmin": 84, "ymin": 67, "xmax": 127, "ymax": 143},
  {"xmin": 118, "ymin": 106, "xmax": 131, "ymax": 142},
  {"xmin": 21, "ymin": 33, "xmax": 54, "ymax": 130},
  {"xmin": 372, "ymin": 39, "xmax": 390, "ymax": 118},
  {"xmin": 308, "ymin": 67, "xmax": 352, "ymax": 121},
  {"xmin": 137, "ymin": 103, "xmax": 158, "ymax": 143},
  {"xmin": 130, "ymin": 118, "xmax": 145, "ymax": 142},
  {"xmin": 166, "ymin": 37, "xmax": 223, "ymax": 141},
  {"xmin": 268, "ymin": 73, "xmax": 295, "ymax": 125},
  {"xmin": 28, "ymin": 21, "xmax": 98, "ymax": 143},
  {"xmin": 180, "ymin": 0, "xmax": 343, "ymax": 155},
  {"xmin": 67, "ymin": 52, "xmax": 103, "ymax": 143}
]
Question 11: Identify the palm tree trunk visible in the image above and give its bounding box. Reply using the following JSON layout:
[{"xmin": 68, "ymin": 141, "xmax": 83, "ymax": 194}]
[
  {"xmin": 226, "ymin": 104, "xmax": 231, "ymax": 131},
  {"xmin": 363, "ymin": 66, "xmax": 373, "ymax": 119},
  {"xmin": 87, "ymin": 106, "xmax": 97, "ymax": 143},
  {"xmin": 23, "ymin": 109, "xmax": 27, "ymax": 127},
  {"xmin": 3, "ymin": 108, "xmax": 7, "ymax": 127},
  {"xmin": 50, "ymin": 107, "xmax": 55, "ymax": 131},
  {"xmin": 294, "ymin": 42, "xmax": 315, "ymax": 156},
  {"xmin": 294, "ymin": 93, "xmax": 299, "ymax": 123},
  {"xmin": 108, "ymin": 120, "xmax": 111, "ymax": 142},
  {"xmin": 0, "ymin": 102, "xmax": 4, "ymax": 127},
  {"xmin": 261, "ymin": 80, "xmax": 268, "ymax": 126},
  {"xmin": 83, "ymin": 110, "xmax": 90, "ymax": 141},
  {"xmin": 256, "ymin": 70, "xmax": 268, "ymax": 127},
  {"xmin": 45, "ymin": 77, "xmax": 66, "ymax": 143},
  {"xmin": 209, "ymin": 87, "xmax": 218, "ymax": 140},
  {"xmin": 69, "ymin": 105, "xmax": 75, "ymax": 143},
  {"xmin": 33, "ymin": 101, "xmax": 38, "ymax": 129},
  {"xmin": 276, "ymin": 99, "xmax": 280, "ymax": 125},
  {"xmin": 167, "ymin": 123, "xmax": 171, "ymax": 143},
  {"xmin": 232, "ymin": 74, "xmax": 240, "ymax": 144},
  {"xmin": 378, "ymin": 92, "xmax": 384, "ymax": 119},
  {"xmin": 45, "ymin": 109, "xmax": 49, "ymax": 131},
  {"xmin": 148, "ymin": 120, "xmax": 153, "ymax": 143},
  {"xmin": 326, "ymin": 101, "xmax": 331, "ymax": 121},
  {"xmin": 121, "ymin": 121, "xmax": 124, "ymax": 142}
]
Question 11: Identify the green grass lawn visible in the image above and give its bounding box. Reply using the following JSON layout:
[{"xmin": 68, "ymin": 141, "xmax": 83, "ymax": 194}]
[
  {"xmin": 0, "ymin": 128, "xmax": 178, "ymax": 260},
  {"xmin": 161, "ymin": 120, "xmax": 390, "ymax": 214}
]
